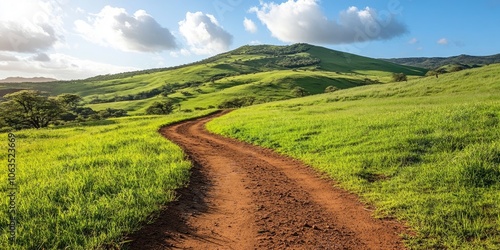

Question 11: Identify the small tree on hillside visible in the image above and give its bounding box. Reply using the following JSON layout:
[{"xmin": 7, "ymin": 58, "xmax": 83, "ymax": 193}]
[
  {"xmin": 425, "ymin": 70, "xmax": 440, "ymax": 78},
  {"xmin": 56, "ymin": 93, "xmax": 84, "ymax": 121},
  {"xmin": 218, "ymin": 97, "xmax": 255, "ymax": 109},
  {"xmin": 291, "ymin": 87, "xmax": 308, "ymax": 97},
  {"xmin": 392, "ymin": 73, "xmax": 407, "ymax": 82},
  {"xmin": 1, "ymin": 90, "xmax": 63, "ymax": 129},
  {"xmin": 98, "ymin": 108, "xmax": 128, "ymax": 118},
  {"xmin": 146, "ymin": 100, "xmax": 175, "ymax": 115},
  {"xmin": 56, "ymin": 94, "xmax": 82, "ymax": 111},
  {"xmin": 325, "ymin": 86, "xmax": 339, "ymax": 93}
]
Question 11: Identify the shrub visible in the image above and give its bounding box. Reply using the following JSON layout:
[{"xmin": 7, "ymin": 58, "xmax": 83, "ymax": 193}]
[
  {"xmin": 218, "ymin": 97, "xmax": 255, "ymax": 109},
  {"xmin": 146, "ymin": 100, "xmax": 174, "ymax": 115},
  {"xmin": 425, "ymin": 70, "xmax": 438, "ymax": 77},
  {"xmin": 392, "ymin": 73, "xmax": 407, "ymax": 82},
  {"xmin": 98, "ymin": 108, "xmax": 128, "ymax": 118},
  {"xmin": 291, "ymin": 87, "xmax": 308, "ymax": 97},
  {"xmin": 325, "ymin": 86, "xmax": 339, "ymax": 93}
]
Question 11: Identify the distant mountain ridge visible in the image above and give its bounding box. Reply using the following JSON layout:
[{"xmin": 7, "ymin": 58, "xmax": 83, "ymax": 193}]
[
  {"xmin": 0, "ymin": 77, "xmax": 57, "ymax": 83},
  {"xmin": 382, "ymin": 54, "xmax": 500, "ymax": 69}
]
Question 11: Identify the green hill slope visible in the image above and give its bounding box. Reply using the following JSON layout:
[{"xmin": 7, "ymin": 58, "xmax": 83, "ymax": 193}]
[
  {"xmin": 384, "ymin": 53, "xmax": 500, "ymax": 69},
  {"xmin": 0, "ymin": 43, "xmax": 427, "ymax": 114},
  {"xmin": 207, "ymin": 64, "xmax": 500, "ymax": 249}
]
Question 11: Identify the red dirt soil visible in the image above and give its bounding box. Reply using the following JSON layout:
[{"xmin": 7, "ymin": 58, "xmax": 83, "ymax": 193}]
[{"xmin": 126, "ymin": 111, "xmax": 409, "ymax": 249}]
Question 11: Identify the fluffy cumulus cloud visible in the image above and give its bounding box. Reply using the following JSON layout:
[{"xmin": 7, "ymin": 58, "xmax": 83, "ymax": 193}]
[
  {"xmin": 0, "ymin": 0, "xmax": 62, "ymax": 52},
  {"xmin": 0, "ymin": 53, "xmax": 138, "ymax": 80},
  {"xmin": 74, "ymin": 6, "xmax": 177, "ymax": 52},
  {"xmin": 179, "ymin": 12, "xmax": 233, "ymax": 55},
  {"xmin": 250, "ymin": 0, "xmax": 407, "ymax": 44},
  {"xmin": 244, "ymin": 17, "xmax": 258, "ymax": 33}
]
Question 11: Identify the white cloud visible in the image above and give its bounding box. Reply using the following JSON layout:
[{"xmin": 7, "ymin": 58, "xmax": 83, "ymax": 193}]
[
  {"xmin": 0, "ymin": 0, "xmax": 63, "ymax": 52},
  {"xmin": 179, "ymin": 11, "xmax": 233, "ymax": 55},
  {"xmin": 0, "ymin": 52, "xmax": 19, "ymax": 61},
  {"xmin": 243, "ymin": 17, "xmax": 258, "ymax": 33},
  {"xmin": 437, "ymin": 38, "xmax": 448, "ymax": 45},
  {"xmin": 74, "ymin": 6, "xmax": 177, "ymax": 52},
  {"xmin": 250, "ymin": 0, "xmax": 407, "ymax": 44},
  {"xmin": 75, "ymin": 7, "xmax": 85, "ymax": 14},
  {"xmin": 408, "ymin": 38, "xmax": 418, "ymax": 44},
  {"xmin": 0, "ymin": 53, "xmax": 138, "ymax": 80},
  {"xmin": 170, "ymin": 48, "xmax": 192, "ymax": 58}
]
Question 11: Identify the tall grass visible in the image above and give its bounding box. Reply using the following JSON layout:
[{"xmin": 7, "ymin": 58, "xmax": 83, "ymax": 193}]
[
  {"xmin": 0, "ymin": 111, "xmax": 212, "ymax": 249},
  {"xmin": 207, "ymin": 65, "xmax": 500, "ymax": 249}
]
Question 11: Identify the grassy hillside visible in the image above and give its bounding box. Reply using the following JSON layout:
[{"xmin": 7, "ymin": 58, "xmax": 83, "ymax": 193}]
[
  {"xmin": 207, "ymin": 64, "xmax": 500, "ymax": 249},
  {"xmin": 384, "ymin": 53, "xmax": 500, "ymax": 69},
  {"xmin": 0, "ymin": 111, "xmax": 213, "ymax": 249},
  {"xmin": 1, "ymin": 44, "xmax": 427, "ymax": 113},
  {"xmin": 308, "ymin": 46, "xmax": 426, "ymax": 76}
]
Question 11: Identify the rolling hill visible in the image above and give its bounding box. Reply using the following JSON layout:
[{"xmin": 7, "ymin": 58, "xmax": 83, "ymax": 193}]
[
  {"xmin": 383, "ymin": 53, "xmax": 500, "ymax": 69},
  {"xmin": 0, "ymin": 43, "xmax": 427, "ymax": 114}
]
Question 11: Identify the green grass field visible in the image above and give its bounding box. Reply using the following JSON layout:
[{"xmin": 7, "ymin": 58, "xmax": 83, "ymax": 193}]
[
  {"xmin": 1, "ymin": 44, "xmax": 497, "ymax": 249},
  {"xmin": 0, "ymin": 111, "xmax": 213, "ymax": 249},
  {"xmin": 207, "ymin": 64, "xmax": 500, "ymax": 249}
]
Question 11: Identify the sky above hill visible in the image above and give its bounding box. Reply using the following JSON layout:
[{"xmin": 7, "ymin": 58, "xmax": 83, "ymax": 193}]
[{"xmin": 0, "ymin": 0, "xmax": 499, "ymax": 80}]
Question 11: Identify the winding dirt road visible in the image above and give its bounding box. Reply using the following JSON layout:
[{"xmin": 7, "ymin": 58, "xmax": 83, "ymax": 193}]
[{"xmin": 127, "ymin": 111, "xmax": 409, "ymax": 249}]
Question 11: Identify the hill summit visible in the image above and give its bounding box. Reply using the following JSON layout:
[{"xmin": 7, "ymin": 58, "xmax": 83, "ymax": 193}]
[{"xmin": 0, "ymin": 43, "xmax": 428, "ymax": 114}]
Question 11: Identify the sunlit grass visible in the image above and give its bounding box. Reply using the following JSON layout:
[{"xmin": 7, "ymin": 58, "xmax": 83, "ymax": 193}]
[
  {"xmin": 0, "ymin": 111, "xmax": 213, "ymax": 249},
  {"xmin": 207, "ymin": 64, "xmax": 500, "ymax": 249}
]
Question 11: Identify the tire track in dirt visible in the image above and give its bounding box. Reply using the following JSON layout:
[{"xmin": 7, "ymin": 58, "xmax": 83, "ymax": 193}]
[{"xmin": 126, "ymin": 111, "xmax": 409, "ymax": 249}]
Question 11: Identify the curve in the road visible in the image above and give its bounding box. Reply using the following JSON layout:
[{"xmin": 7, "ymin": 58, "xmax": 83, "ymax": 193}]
[{"xmin": 126, "ymin": 111, "xmax": 409, "ymax": 249}]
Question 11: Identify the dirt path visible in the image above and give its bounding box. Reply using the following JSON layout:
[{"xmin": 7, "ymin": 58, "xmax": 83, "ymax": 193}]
[{"xmin": 126, "ymin": 111, "xmax": 409, "ymax": 249}]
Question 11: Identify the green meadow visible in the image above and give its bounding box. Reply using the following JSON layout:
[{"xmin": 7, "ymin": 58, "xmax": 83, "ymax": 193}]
[
  {"xmin": 0, "ymin": 111, "xmax": 213, "ymax": 249},
  {"xmin": 207, "ymin": 64, "xmax": 500, "ymax": 249},
  {"xmin": 1, "ymin": 43, "xmax": 498, "ymax": 249}
]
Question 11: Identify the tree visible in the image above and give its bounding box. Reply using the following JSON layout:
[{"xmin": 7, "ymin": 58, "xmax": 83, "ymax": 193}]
[
  {"xmin": 98, "ymin": 108, "xmax": 128, "ymax": 118},
  {"xmin": 73, "ymin": 107, "xmax": 97, "ymax": 120},
  {"xmin": 2, "ymin": 90, "xmax": 63, "ymax": 129},
  {"xmin": 56, "ymin": 94, "xmax": 84, "ymax": 121},
  {"xmin": 392, "ymin": 73, "xmax": 407, "ymax": 82},
  {"xmin": 218, "ymin": 97, "xmax": 255, "ymax": 109},
  {"xmin": 425, "ymin": 70, "xmax": 438, "ymax": 77},
  {"xmin": 291, "ymin": 87, "xmax": 308, "ymax": 97},
  {"xmin": 56, "ymin": 94, "xmax": 82, "ymax": 111},
  {"xmin": 146, "ymin": 100, "xmax": 175, "ymax": 115},
  {"xmin": 325, "ymin": 86, "xmax": 339, "ymax": 93}
]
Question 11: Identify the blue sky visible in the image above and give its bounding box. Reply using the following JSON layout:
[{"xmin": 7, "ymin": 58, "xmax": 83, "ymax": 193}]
[{"xmin": 0, "ymin": 0, "xmax": 499, "ymax": 80}]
